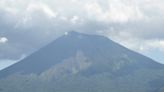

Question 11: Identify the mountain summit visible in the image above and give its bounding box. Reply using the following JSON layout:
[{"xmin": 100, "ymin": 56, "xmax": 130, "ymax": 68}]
[{"xmin": 0, "ymin": 31, "xmax": 164, "ymax": 92}]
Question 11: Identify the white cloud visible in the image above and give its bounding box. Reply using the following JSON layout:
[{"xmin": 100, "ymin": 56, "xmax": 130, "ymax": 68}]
[
  {"xmin": 107, "ymin": 0, "xmax": 145, "ymax": 23},
  {"xmin": 144, "ymin": 40, "xmax": 164, "ymax": 51},
  {"xmin": 0, "ymin": 54, "xmax": 25, "ymax": 70},
  {"xmin": 70, "ymin": 16, "xmax": 79, "ymax": 24},
  {"xmin": 0, "ymin": 0, "xmax": 161, "ymax": 24},
  {"xmin": 0, "ymin": 37, "xmax": 8, "ymax": 44},
  {"xmin": 27, "ymin": 2, "xmax": 58, "ymax": 18},
  {"xmin": 84, "ymin": 0, "xmax": 146, "ymax": 23},
  {"xmin": 85, "ymin": 2, "xmax": 103, "ymax": 19},
  {"xmin": 0, "ymin": 59, "xmax": 17, "ymax": 70}
]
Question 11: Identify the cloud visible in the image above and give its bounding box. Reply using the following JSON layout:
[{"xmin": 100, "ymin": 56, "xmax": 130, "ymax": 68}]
[
  {"xmin": 85, "ymin": 0, "xmax": 145, "ymax": 23},
  {"xmin": 26, "ymin": 2, "xmax": 58, "ymax": 18},
  {"xmin": 0, "ymin": 37, "xmax": 8, "ymax": 44},
  {"xmin": 0, "ymin": 54, "xmax": 25, "ymax": 70},
  {"xmin": 0, "ymin": 0, "xmax": 164, "ymax": 63},
  {"xmin": 0, "ymin": 59, "xmax": 17, "ymax": 70},
  {"xmin": 142, "ymin": 40, "xmax": 164, "ymax": 51},
  {"xmin": 107, "ymin": 0, "xmax": 145, "ymax": 23}
]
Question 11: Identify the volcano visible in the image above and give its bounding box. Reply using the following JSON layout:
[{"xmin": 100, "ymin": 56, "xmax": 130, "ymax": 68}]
[{"xmin": 0, "ymin": 31, "xmax": 164, "ymax": 92}]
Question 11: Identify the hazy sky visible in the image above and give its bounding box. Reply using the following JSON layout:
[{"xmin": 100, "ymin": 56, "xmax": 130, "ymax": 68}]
[{"xmin": 0, "ymin": 0, "xmax": 164, "ymax": 69}]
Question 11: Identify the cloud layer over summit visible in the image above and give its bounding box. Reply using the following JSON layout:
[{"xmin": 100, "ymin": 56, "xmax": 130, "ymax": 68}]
[{"xmin": 0, "ymin": 0, "xmax": 164, "ymax": 64}]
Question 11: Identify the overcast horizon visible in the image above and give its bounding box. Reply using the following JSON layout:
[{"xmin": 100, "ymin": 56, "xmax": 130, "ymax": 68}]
[{"xmin": 0, "ymin": 0, "xmax": 164, "ymax": 69}]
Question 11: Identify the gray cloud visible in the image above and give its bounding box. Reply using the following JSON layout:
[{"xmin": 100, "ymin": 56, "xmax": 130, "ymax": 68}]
[{"xmin": 0, "ymin": 0, "xmax": 164, "ymax": 63}]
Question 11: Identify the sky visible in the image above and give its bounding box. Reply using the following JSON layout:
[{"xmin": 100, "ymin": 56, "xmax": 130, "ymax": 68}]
[{"xmin": 0, "ymin": 0, "xmax": 164, "ymax": 69}]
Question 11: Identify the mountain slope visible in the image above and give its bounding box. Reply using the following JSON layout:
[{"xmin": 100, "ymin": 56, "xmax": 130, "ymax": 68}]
[{"xmin": 0, "ymin": 31, "xmax": 164, "ymax": 92}]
